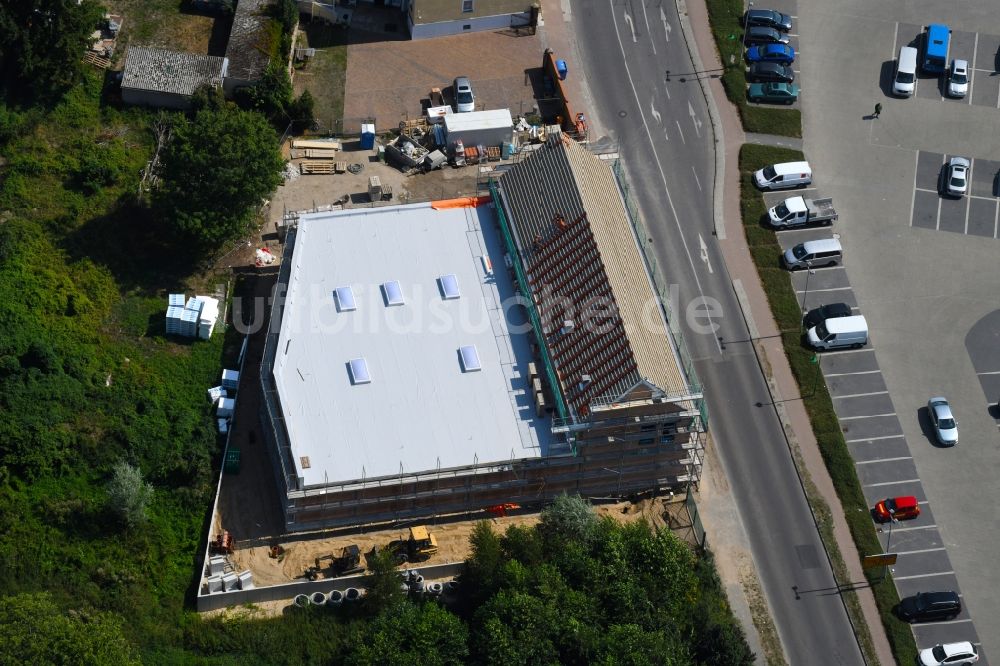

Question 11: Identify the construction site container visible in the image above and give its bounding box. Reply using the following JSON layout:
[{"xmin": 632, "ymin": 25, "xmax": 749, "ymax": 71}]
[
  {"xmin": 216, "ymin": 397, "xmax": 235, "ymax": 418},
  {"xmin": 221, "ymin": 369, "xmax": 240, "ymax": 391},
  {"xmin": 360, "ymin": 123, "xmax": 376, "ymax": 149},
  {"xmin": 444, "ymin": 109, "xmax": 514, "ymax": 148}
]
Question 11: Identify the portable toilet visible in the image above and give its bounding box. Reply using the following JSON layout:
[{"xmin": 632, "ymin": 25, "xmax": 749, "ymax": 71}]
[{"xmin": 360, "ymin": 123, "xmax": 376, "ymax": 149}]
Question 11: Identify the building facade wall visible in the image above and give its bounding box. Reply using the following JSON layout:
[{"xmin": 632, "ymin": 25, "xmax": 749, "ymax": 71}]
[{"xmin": 121, "ymin": 88, "xmax": 191, "ymax": 110}]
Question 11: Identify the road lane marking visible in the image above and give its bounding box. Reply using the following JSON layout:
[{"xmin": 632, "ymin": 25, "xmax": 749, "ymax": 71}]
[
  {"xmin": 855, "ymin": 456, "xmax": 912, "ymax": 465},
  {"xmin": 640, "ymin": 1, "xmax": 655, "ymax": 54},
  {"xmin": 692, "ymin": 166, "xmax": 703, "ymax": 192},
  {"xmin": 609, "ymin": 0, "xmax": 720, "ymax": 353},
  {"xmin": 675, "ymin": 119, "xmax": 686, "ymax": 143},
  {"xmin": 623, "ymin": 10, "xmax": 637, "ymax": 42},
  {"xmin": 845, "ymin": 434, "xmax": 904, "ymax": 443},
  {"xmin": 977, "ymin": 370, "xmax": 1000, "ymax": 375}
]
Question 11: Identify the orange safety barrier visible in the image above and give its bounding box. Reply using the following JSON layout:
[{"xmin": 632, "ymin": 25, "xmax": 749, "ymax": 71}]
[{"xmin": 431, "ymin": 195, "xmax": 491, "ymax": 210}]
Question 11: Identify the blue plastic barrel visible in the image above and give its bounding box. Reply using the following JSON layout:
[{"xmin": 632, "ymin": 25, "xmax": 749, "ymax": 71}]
[{"xmin": 555, "ymin": 59, "xmax": 568, "ymax": 80}]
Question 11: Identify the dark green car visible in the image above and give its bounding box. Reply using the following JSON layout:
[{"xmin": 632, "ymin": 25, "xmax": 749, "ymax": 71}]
[{"xmin": 747, "ymin": 82, "xmax": 799, "ymax": 104}]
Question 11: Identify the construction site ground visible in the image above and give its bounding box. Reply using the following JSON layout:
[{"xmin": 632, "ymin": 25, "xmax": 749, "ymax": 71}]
[{"xmin": 208, "ymin": 496, "xmax": 698, "ymax": 619}]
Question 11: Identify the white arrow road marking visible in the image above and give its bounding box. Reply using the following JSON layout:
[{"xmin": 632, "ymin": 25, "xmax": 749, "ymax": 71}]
[
  {"xmin": 650, "ymin": 96, "xmax": 662, "ymax": 124},
  {"xmin": 664, "ymin": 129, "xmax": 670, "ymax": 142},
  {"xmin": 698, "ymin": 233, "xmax": 713, "ymax": 273},
  {"xmin": 660, "ymin": 7, "xmax": 672, "ymax": 43},
  {"xmin": 623, "ymin": 11, "xmax": 637, "ymax": 43},
  {"xmin": 688, "ymin": 101, "xmax": 703, "ymax": 138}
]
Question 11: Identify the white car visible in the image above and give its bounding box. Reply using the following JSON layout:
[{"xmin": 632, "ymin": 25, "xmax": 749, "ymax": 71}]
[
  {"xmin": 453, "ymin": 76, "xmax": 475, "ymax": 113},
  {"xmin": 927, "ymin": 397, "xmax": 958, "ymax": 446},
  {"xmin": 948, "ymin": 59, "xmax": 969, "ymax": 98},
  {"xmin": 918, "ymin": 641, "xmax": 979, "ymax": 666},
  {"xmin": 944, "ymin": 157, "xmax": 970, "ymax": 198}
]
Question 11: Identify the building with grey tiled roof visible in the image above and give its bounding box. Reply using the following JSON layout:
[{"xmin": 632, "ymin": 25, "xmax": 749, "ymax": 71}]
[{"xmin": 121, "ymin": 46, "xmax": 228, "ymax": 110}]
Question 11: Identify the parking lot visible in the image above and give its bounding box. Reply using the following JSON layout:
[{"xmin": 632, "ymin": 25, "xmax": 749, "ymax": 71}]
[
  {"xmin": 761, "ymin": 191, "xmax": 987, "ymax": 653},
  {"xmin": 892, "ymin": 24, "xmax": 1000, "ymax": 107},
  {"xmin": 910, "ymin": 151, "xmax": 1000, "ymax": 236}
]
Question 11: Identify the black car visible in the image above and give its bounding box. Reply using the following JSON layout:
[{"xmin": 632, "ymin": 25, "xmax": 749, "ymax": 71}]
[
  {"xmin": 743, "ymin": 8, "xmax": 792, "ymax": 32},
  {"xmin": 747, "ymin": 62, "xmax": 795, "ymax": 84},
  {"xmin": 897, "ymin": 591, "xmax": 961, "ymax": 623},
  {"xmin": 745, "ymin": 26, "xmax": 789, "ymax": 46},
  {"xmin": 803, "ymin": 303, "xmax": 852, "ymax": 330}
]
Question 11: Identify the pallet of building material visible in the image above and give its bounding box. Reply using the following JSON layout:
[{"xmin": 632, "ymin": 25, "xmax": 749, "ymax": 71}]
[
  {"xmin": 291, "ymin": 139, "xmax": 342, "ymax": 151},
  {"xmin": 463, "ymin": 146, "xmax": 480, "ymax": 165},
  {"xmin": 334, "ymin": 161, "xmax": 348, "ymax": 174},
  {"xmin": 399, "ymin": 117, "xmax": 430, "ymax": 133},
  {"xmin": 291, "ymin": 148, "xmax": 339, "ymax": 160},
  {"xmin": 486, "ymin": 146, "xmax": 501, "ymax": 162},
  {"xmin": 300, "ymin": 160, "xmax": 335, "ymax": 174}
]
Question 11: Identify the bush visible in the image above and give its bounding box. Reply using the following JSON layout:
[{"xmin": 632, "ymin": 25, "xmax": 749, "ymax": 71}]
[{"xmin": 106, "ymin": 461, "xmax": 154, "ymax": 529}]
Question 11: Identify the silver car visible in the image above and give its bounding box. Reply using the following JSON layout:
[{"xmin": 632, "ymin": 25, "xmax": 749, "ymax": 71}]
[
  {"xmin": 944, "ymin": 157, "xmax": 970, "ymax": 198},
  {"xmin": 927, "ymin": 397, "xmax": 958, "ymax": 446},
  {"xmin": 948, "ymin": 59, "xmax": 969, "ymax": 98},
  {"xmin": 453, "ymin": 76, "xmax": 475, "ymax": 113}
]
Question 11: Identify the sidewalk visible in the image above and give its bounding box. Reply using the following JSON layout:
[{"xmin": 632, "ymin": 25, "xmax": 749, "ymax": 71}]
[{"xmin": 681, "ymin": 0, "xmax": 895, "ymax": 664}]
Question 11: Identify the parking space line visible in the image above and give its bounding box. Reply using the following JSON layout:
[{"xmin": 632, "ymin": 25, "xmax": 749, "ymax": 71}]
[
  {"xmin": 895, "ymin": 571, "xmax": 954, "ymax": 581},
  {"xmin": 912, "ymin": 618, "xmax": 974, "ymax": 627},
  {"xmin": 855, "ymin": 456, "xmax": 912, "ymax": 465},
  {"xmin": 796, "ymin": 287, "xmax": 852, "ymax": 295},
  {"xmin": 994, "ymin": 199, "xmax": 999, "ymax": 239},
  {"xmin": 891, "ymin": 22, "xmax": 898, "ymax": 60},
  {"xmin": 914, "ymin": 186, "xmax": 996, "ymax": 203},
  {"xmin": 909, "ymin": 150, "xmax": 918, "ymax": 227},
  {"xmin": 969, "ymin": 32, "xmax": 978, "ymax": 106},
  {"xmin": 825, "ymin": 370, "xmax": 882, "ymax": 378},
  {"xmin": 845, "ymin": 434, "xmax": 904, "ymax": 443},
  {"xmin": 864, "ymin": 478, "xmax": 920, "ymax": 487},
  {"xmin": 894, "ymin": 547, "xmax": 946, "ymax": 556},
  {"xmin": 840, "ymin": 412, "xmax": 896, "ymax": 420},
  {"xmin": 977, "ymin": 370, "xmax": 1000, "ymax": 375},
  {"xmin": 834, "ymin": 391, "xmax": 889, "ymax": 399},
  {"xmin": 821, "ymin": 347, "xmax": 874, "ymax": 356},
  {"xmin": 964, "ymin": 181, "xmax": 971, "ymax": 234},
  {"xmin": 889, "ymin": 524, "xmax": 937, "ymax": 532},
  {"xmin": 914, "ymin": 186, "xmax": 937, "ymax": 194}
]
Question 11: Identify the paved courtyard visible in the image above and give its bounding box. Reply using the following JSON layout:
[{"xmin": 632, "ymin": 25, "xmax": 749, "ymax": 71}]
[{"xmin": 343, "ymin": 28, "xmax": 544, "ymax": 131}]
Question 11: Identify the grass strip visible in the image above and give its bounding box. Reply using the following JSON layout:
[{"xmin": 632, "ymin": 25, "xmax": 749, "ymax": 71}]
[
  {"xmin": 738, "ymin": 143, "xmax": 919, "ymax": 665},
  {"xmin": 705, "ymin": 0, "xmax": 802, "ymax": 137}
]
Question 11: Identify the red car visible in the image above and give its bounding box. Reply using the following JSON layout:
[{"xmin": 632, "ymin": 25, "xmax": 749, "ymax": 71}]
[{"xmin": 873, "ymin": 496, "xmax": 920, "ymax": 523}]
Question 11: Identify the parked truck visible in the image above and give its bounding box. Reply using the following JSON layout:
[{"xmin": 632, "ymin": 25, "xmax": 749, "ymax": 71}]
[{"xmin": 767, "ymin": 196, "xmax": 838, "ymax": 228}]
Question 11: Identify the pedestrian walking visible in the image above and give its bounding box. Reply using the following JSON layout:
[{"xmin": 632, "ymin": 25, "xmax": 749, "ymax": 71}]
[{"xmin": 873, "ymin": 103, "xmax": 882, "ymax": 118}]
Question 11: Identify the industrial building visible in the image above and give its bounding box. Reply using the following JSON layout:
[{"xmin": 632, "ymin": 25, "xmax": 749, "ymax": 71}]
[{"xmin": 261, "ymin": 136, "xmax": 704, "ymax": 532}]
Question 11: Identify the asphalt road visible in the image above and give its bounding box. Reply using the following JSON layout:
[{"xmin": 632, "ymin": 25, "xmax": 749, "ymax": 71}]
[{"xmin": 567, "ymin": 1, "xmax": 864, "ymax": 663}]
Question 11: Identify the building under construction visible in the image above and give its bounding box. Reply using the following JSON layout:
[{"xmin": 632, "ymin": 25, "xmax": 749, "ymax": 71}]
[{"xmin": 261, "ymin": 136, "xmax": 705, "ymax": 532}]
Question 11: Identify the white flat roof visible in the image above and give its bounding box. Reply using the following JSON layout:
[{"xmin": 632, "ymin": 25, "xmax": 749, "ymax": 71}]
[
  {"xmin": 273, "ymin": 202, "xmax": 552, "ymax": 487},
  {"xmin": 444, "ymin": 109, "xmax": 513, "ymax": 132}
]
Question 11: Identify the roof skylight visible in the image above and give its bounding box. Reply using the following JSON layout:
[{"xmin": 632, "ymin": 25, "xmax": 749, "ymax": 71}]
[
  {"xmin": 439, "ymin": 274, "xmax": 461, "ymax": 300},
  {"xmin": 348, "ymin": 358, "xmax": 371, "ymax": 384},
  {"xmin": 459, "ymin": 345, "xmax": 482, "ymax": 372},
  {"xmin": 334, "ymin": 286, "xmax": 357, "ymax": 312},
  {"xmin": 382, "ymin": 280, "xmax": 405, "ymax": 306}
]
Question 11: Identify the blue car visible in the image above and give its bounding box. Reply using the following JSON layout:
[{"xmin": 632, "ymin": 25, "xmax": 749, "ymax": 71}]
[{"xmin": 746, "ymin": 43, "xmax": 795, "ymax": 66}]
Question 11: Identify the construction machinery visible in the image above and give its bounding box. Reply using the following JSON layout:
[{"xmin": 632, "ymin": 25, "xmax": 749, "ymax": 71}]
[
  {"xmin": 387, "ymin": 526, "xmax": 439, "ymax": 564},
  {"xmin": 306, "ymin": 544, "xmax": 364, "ymax": 580}
]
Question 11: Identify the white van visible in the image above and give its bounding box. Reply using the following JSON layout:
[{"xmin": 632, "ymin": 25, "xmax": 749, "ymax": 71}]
[
  {"xmin": 807, "ymin": 315, "xmax": 868, "ymax": 350},
  {"xmin": 782, "ymin": 238, "xmax": 842, "ymax": 270},
  {"xmin": 753, "ymin": 161, "xmax": 812, "ymax": 190},
  {"xmin": 893, "ymin": 46, "xmax": 918, "ymax": 96}
]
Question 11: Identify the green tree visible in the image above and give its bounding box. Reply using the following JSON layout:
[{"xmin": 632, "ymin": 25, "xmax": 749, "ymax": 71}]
[
  {"xmin": 346, "ymin": 602, "xmax": 469, "ymax": 666},
  {"xmin": 237, "ymin": 64, "xmax": 293, "ymax": 121},
  {"xmin": 471, "ymin": 589, "xmax": 559, "ymax": 664},
  {"xmin": 106, "ymin": 460, "xmax": 154, "ymax": 529},
  {"xmin": 288, "ymin": 89, "xmax": 316, "ymax": 131},
  {"xmin": 155, "ymin": 107, "xmax": 283, "ymax": 250},
  {"xmin": 363, "ymin": 546, "xmax": 405, "ymax": 615},
  {"xmin": 539, "ymin": 492, "xmax": 597, "ymax": 544},
  {"xmin": 0, "ymin": 592, "xmax": 139, "ymax": 665},
  {"xmin": 0, "ymin": 0, "xmax": 104, "ymax": 99}
]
